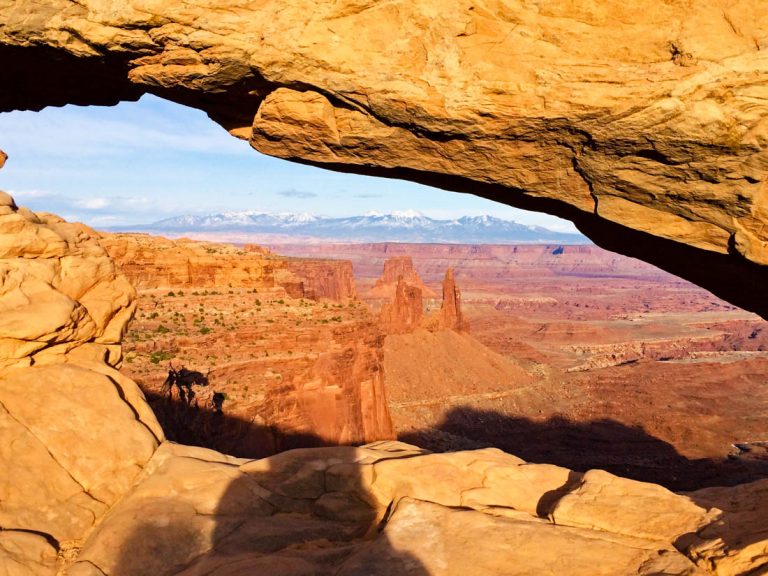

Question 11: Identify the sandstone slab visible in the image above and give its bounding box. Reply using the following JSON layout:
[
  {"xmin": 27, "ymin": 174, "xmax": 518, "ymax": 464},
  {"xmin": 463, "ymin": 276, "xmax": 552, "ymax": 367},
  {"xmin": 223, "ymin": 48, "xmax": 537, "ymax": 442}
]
[
  {"xmin": 684, "ymin": 478, "xmax": 768, "ymax": 576},
  {"xmin": 71, "ymin": 442, "xmax": 732, "ymax": 575},
  {"xmin": 338, "ymin": 498, "xmax": 706, "ymax": 576},
  {"xmin": 551, "ymin": 469, "xmax": 715, "ymax": 542},
  {"xmin": 0, "ymin": 531, "xmax": 58, "ymax": 576}
]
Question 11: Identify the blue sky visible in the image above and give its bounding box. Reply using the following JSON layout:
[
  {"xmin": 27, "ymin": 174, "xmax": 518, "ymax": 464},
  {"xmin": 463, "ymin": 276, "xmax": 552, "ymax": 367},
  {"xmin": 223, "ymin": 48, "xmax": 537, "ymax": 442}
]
[{"xmin": 0, "ymin": 94, "xmax": 577, "ymax": 231}]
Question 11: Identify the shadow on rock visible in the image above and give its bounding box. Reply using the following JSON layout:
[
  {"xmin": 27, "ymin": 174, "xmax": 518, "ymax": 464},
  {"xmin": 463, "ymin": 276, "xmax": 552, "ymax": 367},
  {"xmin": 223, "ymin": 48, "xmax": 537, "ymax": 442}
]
[
  {"xmin": 75, "ymin": 436, "xmax": 430, "ymax": 575},
  {"xmin": 143, "ymin": 387, "xmax": 345, "ymax": 459},
  {"xmin": 400, "ymin": 406, "xmax": 768, "ymax": 491}
]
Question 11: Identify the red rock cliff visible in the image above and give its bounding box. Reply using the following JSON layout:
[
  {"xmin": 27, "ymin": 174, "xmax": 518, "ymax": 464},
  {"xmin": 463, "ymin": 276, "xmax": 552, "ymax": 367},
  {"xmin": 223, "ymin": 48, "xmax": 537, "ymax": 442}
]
[
  {"xmin": 437, "ymin": 268, "xmax": 468, "ymax": 333},
  {"xmin": 379, "ymin": 276, "xmax": 424, "ymax": 335},
  {"xmin": 283, "ymin": 258, "xmax": 357, "ymax": 301},
  {"xmin": 101, "ymin": 233, "xmax": 357, "ymax": 302},
  {"xmin": 369, "ymin": 255, "xmax": 435, "ymax": 299},
  {"xmin": 100, "ymin": 233, "xmax": 281, "ymax": 290}
]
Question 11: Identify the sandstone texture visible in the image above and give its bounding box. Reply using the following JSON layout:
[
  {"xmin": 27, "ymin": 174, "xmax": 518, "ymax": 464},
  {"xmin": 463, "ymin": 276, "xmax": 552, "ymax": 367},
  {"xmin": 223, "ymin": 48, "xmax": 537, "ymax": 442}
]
[
  {"xmin": 100, "ymin": 232, "xmax": 357, "ymax": 302},
  {"xmin": 2, "ymin": 1, "xmax": 768, "ymax": 315},
  {"xmin": 369, "ymin": 255, "xmax": 435, "ymax": 299},
  {"xmin": 65, "ymin": 440, "xmax": 764, "ymax": 576},
  {"xmin": 0, "ymin": 194, "xmax": 163, "ymax": 572},
  {"xmin": 437, "ymin": 267, "xmax": 468, "ymax": 332},
  {"xmin": 379, "ymin": 275, "xmax": 424, "ymax": 334},
  {"xmin": 0, "ymin": 204, "xmax": 136, "ymax": 370}
]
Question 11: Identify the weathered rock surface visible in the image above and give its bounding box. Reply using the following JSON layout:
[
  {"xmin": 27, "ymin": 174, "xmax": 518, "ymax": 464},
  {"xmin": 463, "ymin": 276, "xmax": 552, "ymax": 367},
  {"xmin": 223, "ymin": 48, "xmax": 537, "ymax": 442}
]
[
  {"xmin": 2, "ymin": 1, "xmax": 768, "ymax": 316},
  {"xmin": 66, "ymin": 440, "xmax": 763, "ymax": 576},
  {"xmin": 0, "ymin": 204, "xmax": 136, "ymax": 370},
  {"xmin": 684, "ymin": 478, "xmax": 768, "ymax": 576},
  {"xmin": 379, "ymin": 275, "xmax": 424, "ymax": 335},
  {"xmin": 369, "ymin": 256, "xmax": 434, "ymax": 299},
  {"xmin": 0, "ymin": 194, "xmax": 163, "ymax": 572},
  {"xmin": 101, "ymin": 232, "xmax": 357, "ymax": 302},
  {"xmin": 436, "ymin": 267, "xmax": 468, "ymax": 332},
  {"xmin": 284, "ymin": 257, "xmax": 358, "ymax": 301}
]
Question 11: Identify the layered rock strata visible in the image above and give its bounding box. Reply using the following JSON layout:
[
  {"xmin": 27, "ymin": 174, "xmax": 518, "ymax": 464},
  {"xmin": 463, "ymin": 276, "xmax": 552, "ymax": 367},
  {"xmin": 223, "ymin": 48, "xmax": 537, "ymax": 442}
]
[
  {"xmin": 284, "ymin": 257, "xmax": 357, "ymax": 301},
  {"xmin": 2, "ymin": 1, "xmax": 768, "ymax": 316},
  {"xmin": 101, "ymin": 232, "xmax": 357, "ymax": 302},
  {"xmin": 100, "ymin": 233, "xmax": 280, "ymax": 290},
  {"xmin": 437, "ymin": 267, "xmax": 469, "ymax": 332},
  {"xmin": 369, "ymin": 255, "xmax": 435, "ymax": 299},
  {"xmin": 379, "ymin": 275, "xmax": 424, "ymax": 334},
  {"xmin": 105, "ymin": 233, "xmax": 390, "ymax": 453}
]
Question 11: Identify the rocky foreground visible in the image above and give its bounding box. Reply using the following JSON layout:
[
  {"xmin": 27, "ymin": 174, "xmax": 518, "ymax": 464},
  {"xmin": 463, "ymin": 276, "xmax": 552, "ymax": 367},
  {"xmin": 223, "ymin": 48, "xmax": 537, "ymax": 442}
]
[{"xmin": 2, "ymin": 197, "xmax": 768, "ymax": 574}]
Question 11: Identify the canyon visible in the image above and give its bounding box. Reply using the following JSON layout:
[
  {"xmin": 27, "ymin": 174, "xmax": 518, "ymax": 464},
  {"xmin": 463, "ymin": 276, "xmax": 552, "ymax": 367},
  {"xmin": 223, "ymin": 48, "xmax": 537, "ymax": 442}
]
[
  {"xmin": 101, "ymin": 232, "xmax": 390, "ymax": 456},
  {"xmin": 268, "ymin": 242, "xmax": 768, "ymax": 490},
  {"xmin": 98, "ymin": 232, "xmax": 768, "ymax": 489}
]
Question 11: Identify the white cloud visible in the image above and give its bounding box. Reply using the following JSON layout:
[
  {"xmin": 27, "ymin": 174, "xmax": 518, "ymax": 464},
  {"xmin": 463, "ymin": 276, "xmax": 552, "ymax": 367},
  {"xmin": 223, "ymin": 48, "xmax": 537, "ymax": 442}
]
[
  {"xmin": 77, "ymin": 197, "xmax": 111, "ymax": 209},
  {"xmin": 5, "ymin": 189, "xmax": 183, "ymax": 227}
]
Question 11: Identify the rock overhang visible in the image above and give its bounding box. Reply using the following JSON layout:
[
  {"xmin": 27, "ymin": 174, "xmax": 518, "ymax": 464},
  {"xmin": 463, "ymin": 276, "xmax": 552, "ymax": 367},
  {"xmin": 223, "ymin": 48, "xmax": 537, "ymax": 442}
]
[{"xmin": 1, "ymin": 0, "xmax": 767, "ymax": 315}]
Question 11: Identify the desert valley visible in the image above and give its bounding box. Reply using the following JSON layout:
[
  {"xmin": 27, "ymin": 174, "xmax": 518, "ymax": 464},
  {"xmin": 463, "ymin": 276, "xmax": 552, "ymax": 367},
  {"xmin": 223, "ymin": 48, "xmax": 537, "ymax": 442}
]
[{"xmin": 104, "ymin": 233, "xmax": 768, "ymax": 492}]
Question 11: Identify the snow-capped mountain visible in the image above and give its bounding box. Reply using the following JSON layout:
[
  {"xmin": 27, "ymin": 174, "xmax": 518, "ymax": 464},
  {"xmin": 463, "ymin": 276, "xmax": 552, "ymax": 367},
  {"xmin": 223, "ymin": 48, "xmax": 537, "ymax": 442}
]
[{"xmin": 116, "ymin": 211, "xmax": 589, "ymax": 244}]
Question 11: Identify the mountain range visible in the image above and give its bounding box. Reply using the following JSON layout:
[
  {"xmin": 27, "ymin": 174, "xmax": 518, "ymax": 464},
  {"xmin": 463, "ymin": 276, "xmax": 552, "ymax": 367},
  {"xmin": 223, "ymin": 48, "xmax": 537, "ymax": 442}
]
[{"xmin": 116, "ymin": 210, "xmax": 589, "ymax": 244}]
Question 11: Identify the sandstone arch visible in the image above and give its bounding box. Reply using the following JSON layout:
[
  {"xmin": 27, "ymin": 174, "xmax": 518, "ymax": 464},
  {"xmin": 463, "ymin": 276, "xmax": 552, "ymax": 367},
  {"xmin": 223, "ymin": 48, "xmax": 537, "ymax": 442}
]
[{"xmin": 2, "ymin": 0, "xmax": 768, "ymax": 318}]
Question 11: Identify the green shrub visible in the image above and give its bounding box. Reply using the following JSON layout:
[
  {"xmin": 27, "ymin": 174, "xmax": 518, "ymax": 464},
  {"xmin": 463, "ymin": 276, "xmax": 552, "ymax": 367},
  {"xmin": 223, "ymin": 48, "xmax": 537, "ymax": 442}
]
[{"xmin": 149, "ymin": 351, "xmax": 173, "ymax": 364}]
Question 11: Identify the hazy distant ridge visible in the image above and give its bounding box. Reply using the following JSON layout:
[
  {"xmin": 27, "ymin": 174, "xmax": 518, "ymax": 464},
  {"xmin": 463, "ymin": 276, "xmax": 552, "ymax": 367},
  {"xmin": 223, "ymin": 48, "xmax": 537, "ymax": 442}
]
[{"xmin": 119, "ymin": 211, "xmax": 589, "ymax": 244}]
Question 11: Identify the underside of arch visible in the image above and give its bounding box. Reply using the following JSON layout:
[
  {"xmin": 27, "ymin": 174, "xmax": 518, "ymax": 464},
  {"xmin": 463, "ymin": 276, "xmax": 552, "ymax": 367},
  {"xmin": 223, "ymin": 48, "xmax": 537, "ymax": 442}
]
[{"xmin": 2, "ymin": 0, "xmax": 768, "ymax": 316}]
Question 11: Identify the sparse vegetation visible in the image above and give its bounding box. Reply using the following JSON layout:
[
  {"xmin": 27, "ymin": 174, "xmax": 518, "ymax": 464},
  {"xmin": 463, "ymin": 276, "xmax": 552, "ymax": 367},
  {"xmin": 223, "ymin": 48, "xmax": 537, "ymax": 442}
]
[{"xmin": 149, "ymin": 350, "xmax": 173, "ymax": 364}]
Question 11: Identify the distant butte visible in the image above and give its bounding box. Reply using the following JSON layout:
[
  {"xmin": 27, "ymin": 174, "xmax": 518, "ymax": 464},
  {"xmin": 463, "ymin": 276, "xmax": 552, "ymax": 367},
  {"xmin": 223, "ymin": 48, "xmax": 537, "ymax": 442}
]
[{"xmin": 369, "ymin": 255, "xmax": 435, "ymax": 299}]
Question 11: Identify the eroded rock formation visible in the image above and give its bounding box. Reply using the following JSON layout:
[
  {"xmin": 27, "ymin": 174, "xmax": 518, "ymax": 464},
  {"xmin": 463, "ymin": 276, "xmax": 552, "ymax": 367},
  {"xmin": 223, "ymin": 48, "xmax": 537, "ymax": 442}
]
[
  {"xmin": 369, "ymin": 255, "xmax": 435, "ymax": 299},
  {"xmin": 101, "ymin": 232, "xmax": 357, "ymax": 301},
  {"xmin": 379, "ymin": 275, "xmax": 424, "ymax": 334},
  {"xmin": 284, "ymin": 257, "xmax": 357, "ymax": 301},
  {"xmin": 0, "ymin": 207, "xmax": 136, "ymax": 370},
  {"xmin": 104, "ymin": 232, "xmax": 389, "ymax": 453},
  {"xmin": 437, "ymin": 267, "xmax": 469, "ymax": 332},
  {"xmin": 100, "ymin": 233, "xmax": 280, "ymax": 290},
  {"xmin": 0, "ymin": 192, "xmax": 163, "ymax": 570},
  {"xmin": 376, "ymin": 257, "xmax": 468, "ymax": 334},
  {"xmin": 2, "ymin": 1, "xmax": 768, "ymax": 315}
]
